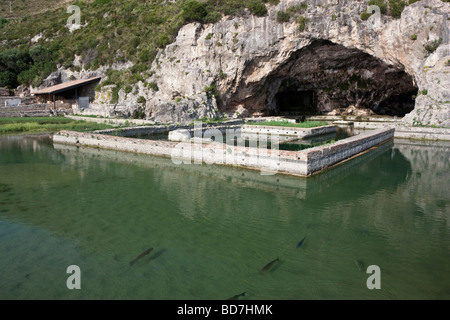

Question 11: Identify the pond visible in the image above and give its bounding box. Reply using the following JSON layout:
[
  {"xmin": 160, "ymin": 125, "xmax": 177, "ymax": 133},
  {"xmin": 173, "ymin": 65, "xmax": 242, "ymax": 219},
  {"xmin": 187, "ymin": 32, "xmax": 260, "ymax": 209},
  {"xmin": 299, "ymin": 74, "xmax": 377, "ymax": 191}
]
[
  {"xmin": 0, "ymin": 134, "xmax": 449, "ymax": 299},
  {"xmin": 137, "ymin": 126, "xmax": 354, "ymax": 151}
]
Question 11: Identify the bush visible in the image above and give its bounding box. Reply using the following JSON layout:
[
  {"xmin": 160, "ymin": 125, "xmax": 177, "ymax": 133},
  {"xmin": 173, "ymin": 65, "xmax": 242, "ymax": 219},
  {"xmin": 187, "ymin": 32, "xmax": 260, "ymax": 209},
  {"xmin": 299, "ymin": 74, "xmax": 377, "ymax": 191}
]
[
  {"xmin": 0, "ymin": 17, "xmax": 8, "ymax": 28},
  {"xmin": 360, "ymin": 12, "xmax": 372, "ymax": 20},
  {"xmin": 246, "ymin": 1, "xmax": 268, "ymax": 16},
  {"xmin": 110, "ymin": 86, "xmax": 120, "ymax": 104},
  {"xmin": 298, "ymin": 16, "xmax": 308, "ymax": 31},
  {"xmin": 263, "ymin": 0, "xmax": 280, "ymax": 5},
  {"xmin": 138, "ymin": 49, "xmax": 151, "ymax": 63},
  {"xmin": 411, "ymin": 34, "xmax": 417, "ymax": 40},
  {"xmin": 204, "ymin": 83, "xmax": 219, "ymax": 99},
  {"xmin": 155, "ymin": 33, "xmax": 170, "ymax": 48},
  {"xmin": 368, "ymin": 0, "xmax": 388, "ymax": 14},
  {"xmin": 388, "ymin": 0, "xmax": 407, "ymax": 18},
  {"xmin": 137, "ymin": 96, "xmax": 146, "ymax": 104},
  {"xmin": 0, "ymin": 71, "xmax": 18, "ymax": 89},
  {"xmin": 424, "ymin": 38, "xmax": 442, "ymax": 54},
  {"xmin": 148, "ymin": 82, "xmax": 159, "ymax": 92},
  {"xmin": 204, "ymin": 11, "xmax": 222, "ymax": 24},
  {"xmin": 133, "ymin": 108, "xmax": 146, "ymax": 119},
  {"xmin": 182, "ymin": 0, "xmax": 208, "ymax": 23},
  {"xmin": 277, "ymin": 11, "xmax": 290, "ymax": 23}
]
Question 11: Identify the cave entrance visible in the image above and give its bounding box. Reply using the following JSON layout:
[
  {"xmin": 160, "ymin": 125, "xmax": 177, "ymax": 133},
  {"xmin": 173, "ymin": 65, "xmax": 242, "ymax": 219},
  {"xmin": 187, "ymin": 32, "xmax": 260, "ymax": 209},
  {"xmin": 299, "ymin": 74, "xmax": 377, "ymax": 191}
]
[
  {"xmin": 257, "ymin": 40, "xmax": 418, "ymax": 118},
  {"xmin": 374, "ymin": 89, "xmax": 418, "ymax": 116},
  {"xmin": 276, "ymin": 90, "xmax": 317, "ymax": 115}
]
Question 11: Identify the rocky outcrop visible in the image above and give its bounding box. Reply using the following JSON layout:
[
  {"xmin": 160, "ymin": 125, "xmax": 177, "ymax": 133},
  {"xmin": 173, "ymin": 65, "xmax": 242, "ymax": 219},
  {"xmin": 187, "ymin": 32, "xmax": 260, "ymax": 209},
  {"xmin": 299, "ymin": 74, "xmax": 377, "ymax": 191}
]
[{"xmin": 143, "ymin": 0, "xmax": 449, "ymax": 126}]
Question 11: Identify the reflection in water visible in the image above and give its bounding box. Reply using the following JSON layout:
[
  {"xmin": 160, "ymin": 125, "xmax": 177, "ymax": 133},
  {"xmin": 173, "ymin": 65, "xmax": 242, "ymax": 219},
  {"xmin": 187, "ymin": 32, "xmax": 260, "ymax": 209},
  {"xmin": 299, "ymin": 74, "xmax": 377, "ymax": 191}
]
[{"xmin": 0, "ymin": 135, "xmax": 449, "ymax": 299}]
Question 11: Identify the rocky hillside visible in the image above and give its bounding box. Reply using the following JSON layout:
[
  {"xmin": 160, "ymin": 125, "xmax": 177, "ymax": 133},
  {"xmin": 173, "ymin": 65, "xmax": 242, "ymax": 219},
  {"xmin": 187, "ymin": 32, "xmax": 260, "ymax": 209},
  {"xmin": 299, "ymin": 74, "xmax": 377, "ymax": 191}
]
[
  {"xmin": 1, "ymin": 0, "xmax": 449, "ymax": 127},
  {"xmin": 144, "ymin": 0, "xmax": 449, "ymax": 126}
]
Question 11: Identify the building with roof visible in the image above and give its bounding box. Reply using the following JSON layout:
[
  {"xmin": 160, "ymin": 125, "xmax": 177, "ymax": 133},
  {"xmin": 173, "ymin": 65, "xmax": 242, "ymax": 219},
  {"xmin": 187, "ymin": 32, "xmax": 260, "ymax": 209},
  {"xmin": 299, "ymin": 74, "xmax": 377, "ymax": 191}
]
[{"xmin": 33, "ymin": 76, "xmax": 101, "ymax": 111}]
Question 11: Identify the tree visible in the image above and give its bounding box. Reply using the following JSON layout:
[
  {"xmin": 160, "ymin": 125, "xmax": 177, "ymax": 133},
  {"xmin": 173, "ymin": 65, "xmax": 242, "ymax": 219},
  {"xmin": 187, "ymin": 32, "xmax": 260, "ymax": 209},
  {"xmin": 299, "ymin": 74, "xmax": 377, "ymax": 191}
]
[{"xmin": 0, "ymin": 71, "xmax": 18, "ymax": 88}]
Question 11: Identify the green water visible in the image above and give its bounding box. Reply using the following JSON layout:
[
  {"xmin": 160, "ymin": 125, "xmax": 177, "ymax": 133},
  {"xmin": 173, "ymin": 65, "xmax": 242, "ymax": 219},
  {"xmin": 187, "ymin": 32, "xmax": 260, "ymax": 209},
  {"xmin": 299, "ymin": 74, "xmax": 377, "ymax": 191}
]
[{"xmin": 0, "ymin": 134, "xmax": 449, "ymax": 300}]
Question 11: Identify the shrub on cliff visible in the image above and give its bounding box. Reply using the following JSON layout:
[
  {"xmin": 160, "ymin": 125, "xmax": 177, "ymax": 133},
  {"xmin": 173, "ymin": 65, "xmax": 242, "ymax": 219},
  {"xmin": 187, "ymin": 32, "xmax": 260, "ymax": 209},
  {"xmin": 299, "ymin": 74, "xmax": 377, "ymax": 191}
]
[
  {"xmin": 277, "ymin": 11, "xmax": 290, "ymax": 23},
  {"xmin": 182, "ymin": 0, "xmax": 208, "ymax": 23},
  {"xmin": 246, "ymin": 1, "xmax": 268, "ymax": 16},
  {"xmin": 388, "ymin": 0, "xmax": 407, "ymax": 18}
]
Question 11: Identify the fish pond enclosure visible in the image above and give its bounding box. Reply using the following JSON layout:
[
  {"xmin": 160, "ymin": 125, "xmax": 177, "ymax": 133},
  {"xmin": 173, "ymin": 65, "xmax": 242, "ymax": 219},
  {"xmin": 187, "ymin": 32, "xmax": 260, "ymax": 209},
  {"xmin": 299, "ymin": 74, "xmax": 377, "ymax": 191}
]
[{"xmin": 53, "ymin": 120, "xmax": 394, "ymax": 177}]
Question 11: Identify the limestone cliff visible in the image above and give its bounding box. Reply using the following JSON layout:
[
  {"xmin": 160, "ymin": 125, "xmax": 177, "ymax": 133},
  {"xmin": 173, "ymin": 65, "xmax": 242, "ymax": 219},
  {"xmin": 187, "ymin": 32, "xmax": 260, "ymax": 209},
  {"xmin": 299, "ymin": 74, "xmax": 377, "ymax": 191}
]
[{"xmin": 141, "ymin": 0, "xmax": 449, "ymax": 126}]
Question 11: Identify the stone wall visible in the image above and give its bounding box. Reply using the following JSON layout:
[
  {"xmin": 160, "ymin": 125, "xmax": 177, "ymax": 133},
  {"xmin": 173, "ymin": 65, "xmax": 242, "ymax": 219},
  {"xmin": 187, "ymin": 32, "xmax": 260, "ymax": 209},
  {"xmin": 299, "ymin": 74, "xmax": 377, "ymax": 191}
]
[{"xmin": 53, "ymin": 127, "xmax": 394, "ymax": 177}]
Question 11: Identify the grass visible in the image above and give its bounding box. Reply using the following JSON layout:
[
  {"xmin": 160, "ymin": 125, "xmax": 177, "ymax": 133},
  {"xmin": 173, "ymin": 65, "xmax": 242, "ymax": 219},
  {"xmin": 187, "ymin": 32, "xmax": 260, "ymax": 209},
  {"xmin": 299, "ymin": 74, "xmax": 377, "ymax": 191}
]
[
  {"xmin": 0, "ymin": 116, "xmax": 115, "ymax": 134},
  {"xmin": 247, "ymin": 120, "xmax": 329, "ymax": 128},
  {"xmin": 280, "ymin": 139, "xmax": 336, "ymax": 151}
]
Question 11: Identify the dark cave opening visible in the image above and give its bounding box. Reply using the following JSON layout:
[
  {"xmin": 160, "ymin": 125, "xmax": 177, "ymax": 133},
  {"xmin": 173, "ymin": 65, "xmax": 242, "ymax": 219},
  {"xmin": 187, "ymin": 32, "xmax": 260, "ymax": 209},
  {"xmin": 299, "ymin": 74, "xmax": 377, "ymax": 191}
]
[
  {"xmin": 262, "ymin": 40, "xmax": 418, "ymax": 118},
  {"xmin": 276, "ymin": 90, "xmax": 317, "ymax": 115},
  {"xmin": 373, "ymin": 89, "xmax": 418, "ymax": 116}
]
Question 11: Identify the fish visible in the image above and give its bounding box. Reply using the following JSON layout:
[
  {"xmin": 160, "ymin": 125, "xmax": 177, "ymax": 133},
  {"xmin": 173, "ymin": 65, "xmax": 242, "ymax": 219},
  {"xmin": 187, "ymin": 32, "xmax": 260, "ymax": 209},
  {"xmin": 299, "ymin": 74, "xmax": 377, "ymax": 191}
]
[
  {"xmin": 129, "ymin": 248, "xmax": 153, "ymax": 266},
  {"xmin": 262, "ymin": 257, "xmax": 279, "ymax": 272},
  {"xmin": 227, "ymin": 292, "xmax": 246, "ymax": 300},
  {"xmin": 354, "ymin": 259, "xmax": 365, "ymax": 272},
  {"xmin": 296, "ymin": 237, "xmax": 306, "ymax": 248}
]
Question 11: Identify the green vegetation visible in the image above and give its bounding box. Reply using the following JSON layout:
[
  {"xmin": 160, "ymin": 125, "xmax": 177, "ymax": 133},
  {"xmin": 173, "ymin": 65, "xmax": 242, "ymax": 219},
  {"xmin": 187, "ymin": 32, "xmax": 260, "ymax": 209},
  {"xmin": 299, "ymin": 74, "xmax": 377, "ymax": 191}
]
[
  {"xmin": 279, "ymin": 140, "xmax": 336, "ymax": 151},
  {"xmin": 424, "ymin": 38, "xmax": 443, "ymax": 54},
  {"xmin": 247, "ymin": 120, "xmax": 329, "ymax": 128},
  {"xmin": 298, "ymin": 16, "xmax": 308, "ymax": 32},
  {"xmin": 365, "ymin": 0, "xmax": 408, "ymax": 18},
  {"xmin": 411, "ymin": 34, "xmax": 418, "ymax": 40},
  {"xmin": 0, "ymin": 45, "xmax": 59, "ymax": 88},
  {"xmin": 368, "ymin": 0, "xmax": 388, "ymax": 14},
  {"xmin": 148, "ymin": 81, "xmax": 159, "ymax": 92},
  {"xmin": 204, "ymin": 83, "xmax": 220, "ymax": 99},
  {"xmin": 276, "ymin": 11, "xmax": 290, "ymax": 23},
  {"xmin": 388, "ymin": 0, "xmax": 407, "ymax": 18},
  {"xmin": 276, "ymin": 2, "xmax": 308, "ymax": 24},
  {"xmin": 246, "ymin": 0, "xmax": 268, "ymax": 16},
  {"xmin": 0, "ymin": 117, "xmax": 114, "ymax": 134},
  {"xmin": 0, "ymin": 17, "xmax": 8, "ymax": 28},
  {"xmin": 0, "ymin": 0, "xmax": 280, "ymax": 91},
  {"xmin": 360, "ymin": 12, "xmax": 373, "ymax": 20},
  {"xmin": 137, "ymin": 96, "xmax": 146, "ymax": 104}
]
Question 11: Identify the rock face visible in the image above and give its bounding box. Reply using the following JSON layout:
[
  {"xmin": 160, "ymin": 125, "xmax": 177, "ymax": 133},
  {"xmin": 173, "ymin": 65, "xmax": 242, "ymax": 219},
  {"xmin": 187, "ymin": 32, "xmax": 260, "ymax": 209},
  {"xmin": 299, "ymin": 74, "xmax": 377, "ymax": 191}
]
[{"xmin": 143, "ymin": 0, "xmax": 449, "ymax": 126}]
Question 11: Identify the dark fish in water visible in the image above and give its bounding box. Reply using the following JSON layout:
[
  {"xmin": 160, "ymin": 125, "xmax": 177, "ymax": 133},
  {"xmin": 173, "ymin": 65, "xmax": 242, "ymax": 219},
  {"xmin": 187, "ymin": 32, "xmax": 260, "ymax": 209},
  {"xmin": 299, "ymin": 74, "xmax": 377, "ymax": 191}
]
[
  {"xmin": 228, "ymin": 292, "xmax": 246, "ymax": 300},
  {"xmin": 296, "ymin": 237, "xmax": 306, "ymax": 248},
  {"xmin": 262, "ymin": 257, "xmax": 279, "ymax": 271},
  {"xmin": 130, "ymin": 248, "xmax": 153, "ymax": 266},
  {"xmin": 354, "ymin": 259, "xmax": 365, "ymax": 272}
]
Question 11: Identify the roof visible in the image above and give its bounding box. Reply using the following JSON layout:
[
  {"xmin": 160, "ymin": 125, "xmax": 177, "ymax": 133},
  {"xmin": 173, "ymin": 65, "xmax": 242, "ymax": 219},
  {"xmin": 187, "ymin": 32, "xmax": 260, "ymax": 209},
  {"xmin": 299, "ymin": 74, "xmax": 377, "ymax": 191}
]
[{"xmin": 33, "ymin": 77, "xmax": 102, "ymax": 95}]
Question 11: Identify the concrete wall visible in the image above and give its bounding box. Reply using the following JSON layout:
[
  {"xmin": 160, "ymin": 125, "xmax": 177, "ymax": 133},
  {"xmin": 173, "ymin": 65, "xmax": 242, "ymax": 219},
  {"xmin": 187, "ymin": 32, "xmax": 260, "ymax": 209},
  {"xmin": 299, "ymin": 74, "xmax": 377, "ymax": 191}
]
[
  {"xmin": 0, "ymin": 104, "xmax": 53, "ymax": 117},
  {"xmin": 53, "ymin": 127, "xmax": 394, "ymax": 177},
  {"xmin": 394, "ymin": 126, "xmax": 450, "ymax": 141},
  {"xmin": 241, "ymin": 124, "xmax": 337, "ymax": 138}
]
